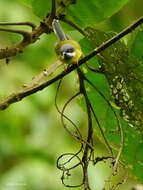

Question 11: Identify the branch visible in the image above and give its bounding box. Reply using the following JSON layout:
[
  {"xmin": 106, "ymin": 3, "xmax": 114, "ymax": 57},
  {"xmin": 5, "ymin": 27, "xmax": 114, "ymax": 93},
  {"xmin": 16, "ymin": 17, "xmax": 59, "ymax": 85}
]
[
  {"xmin": 0, "ymin": 24, "xmax": 44, "ymax": 59},
  {"xmin": 80, "ymin": 16, "xmax": 143, "ymax": 63},
  {"xmin": 77, "ymin": 68, "xmax": 93, "ymax": 190},
  {"xmin": 0, "ymin": 16, "xmax": 143, "ymax": 110},
  {"xmin": 0, "ymin": 22, "xmax": 36, "ymax": 30},
  {"xmin": 0, "ymin": 61, "xmax": 62, "ymax": 110},
  {"xmin": 51, "ymin": 0, "xmax": 56, "ymax": 19},
  {"xmin": 62, "ymin": 17, "xmax": 86, "ymax": 36},
  {"xmin": 55, "ymin": 80, "xmax": 95, "ymax": 150},
  {"xmin": 0, "ymin": 27, "xmax": 32, "ymax": 41}
]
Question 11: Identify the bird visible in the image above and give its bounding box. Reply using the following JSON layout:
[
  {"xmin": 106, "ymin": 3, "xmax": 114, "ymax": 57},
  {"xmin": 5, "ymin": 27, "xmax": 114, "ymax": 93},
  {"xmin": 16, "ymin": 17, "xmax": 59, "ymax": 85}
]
[{"xmin": 52, "ymin": 19, "xmax": 82, "ymax": 66}]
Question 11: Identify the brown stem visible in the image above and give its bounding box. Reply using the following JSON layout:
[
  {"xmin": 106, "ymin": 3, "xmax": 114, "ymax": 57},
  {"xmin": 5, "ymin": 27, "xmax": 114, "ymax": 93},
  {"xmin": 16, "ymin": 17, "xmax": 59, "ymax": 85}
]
[
  {"xmin": 77, "ymin": 68, "xmax": 93, "ymax": 190},
  {"xmin": 51, "ymin": 0, "xmax": 56, "ymax": 19},
  {"xmin": 0, "ymin": 22, "xmax": 36, "ymax": 30},
  {"xmin": 62, "ymin": 17, "xmax": 86, "ymax": 36},
  {"xmin": 0, "ymin": 27, "xmax": 32, "ymax": 41}
]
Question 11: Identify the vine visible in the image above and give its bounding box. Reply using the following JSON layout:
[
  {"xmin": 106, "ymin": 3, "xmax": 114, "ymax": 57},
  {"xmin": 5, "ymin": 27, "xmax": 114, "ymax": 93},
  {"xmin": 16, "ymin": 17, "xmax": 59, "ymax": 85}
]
[{"xmin": 55, "ymin": 66, "xmax": 125, "ymax": 189}]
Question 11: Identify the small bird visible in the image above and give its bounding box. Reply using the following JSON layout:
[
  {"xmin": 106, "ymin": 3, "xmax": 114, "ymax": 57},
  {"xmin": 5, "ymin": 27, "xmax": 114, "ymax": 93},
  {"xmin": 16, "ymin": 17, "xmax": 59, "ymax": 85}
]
[{"xmin": 52, "ymin": 19, "xmax": 82, "ymax": 65}]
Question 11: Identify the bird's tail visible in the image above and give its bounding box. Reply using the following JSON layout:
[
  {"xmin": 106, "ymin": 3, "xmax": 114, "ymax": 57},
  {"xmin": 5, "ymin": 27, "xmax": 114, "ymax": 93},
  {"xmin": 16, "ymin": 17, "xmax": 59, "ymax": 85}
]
[{"xmin": 52, "ymin": 19, "xmax": 67, "ymax": 41}]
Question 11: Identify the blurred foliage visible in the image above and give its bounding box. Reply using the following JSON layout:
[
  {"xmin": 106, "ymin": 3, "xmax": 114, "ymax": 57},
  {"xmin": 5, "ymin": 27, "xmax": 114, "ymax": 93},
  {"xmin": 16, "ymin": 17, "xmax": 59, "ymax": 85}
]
[
  {"xmin": 66, "ymin": 0, "xmax": 129, "ymax": 27},
  {"xmin": 131, "ymin": 30, "xmax": 143, "ymax": 62},
  {"xmin": 0, "ymin": 0, "xmax": 143, "ymax": 190}
]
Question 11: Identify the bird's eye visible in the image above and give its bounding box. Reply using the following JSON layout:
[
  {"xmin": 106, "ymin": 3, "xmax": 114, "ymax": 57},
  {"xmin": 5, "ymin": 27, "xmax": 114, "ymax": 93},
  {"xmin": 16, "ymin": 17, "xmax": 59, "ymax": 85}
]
[{"xmin": 67, "ymin": 48, "xmax": 74, "ymax": 53}]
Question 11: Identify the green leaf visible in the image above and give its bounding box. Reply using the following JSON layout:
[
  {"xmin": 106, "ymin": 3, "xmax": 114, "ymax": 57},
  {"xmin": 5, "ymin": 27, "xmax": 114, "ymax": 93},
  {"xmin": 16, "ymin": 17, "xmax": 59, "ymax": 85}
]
[
  {"xmin": 19, "ymin": 0, "xmax": 129, "ymax": 23},
  {"xmin": 32, "ymin": 0, "xmax": 51, "ymax": 18},
  {"xmin": 79, "ymin": 36, "xmax": 121, "ymax": 144},
  {"xmin": 121, "ymin": 120, "xmax": 143, "ymax": 183},
  {"xmin": 78, "ymin": 28, "xmax": 143, "ymax": 183},
  {"xmin": 80, "ymin": 38, "xmax": 99, "ymax": 67},
  {"xmin": 17, "ymin": 0, "xmax": 51, "ymax": 18},
  {"xmin": 67, "ymin": 0, "xmax": 129, "ymax": 27},
  {"xmin": 131, "ymin": 30, "xmax": 143, "ymax": 62},
  {"xmin": 85, "ymin": 27, "xmax": 143, "ymax": 130}
]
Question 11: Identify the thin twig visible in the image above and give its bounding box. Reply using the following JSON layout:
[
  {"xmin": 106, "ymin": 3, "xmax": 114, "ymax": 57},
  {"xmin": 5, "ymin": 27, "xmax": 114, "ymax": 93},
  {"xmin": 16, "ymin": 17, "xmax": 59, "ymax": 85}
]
[
  {"xmin": 62, "ymin": 17, "xmax": 86, "ymax": 36},
  {"xmin": 55, "ymin": 79, "xmax": 95, "ymax": 152},
  {"xmin": 90, "ymin": 103, "xmax": 114, "ymax": 156},
  {"xmin": 0, "ymin": 27, "xmax": 31, "ymax": 40},
  {"xmin": 83, "ymin": 76, "xmax": 124, "ymax": 172},
  {"xmin": 55, "ymin": 79, "xmax": 82, "ymax": 139},
  {"xmin": 84, "ymin": 76, "xmax": 124, "ymax": 189},
  {"xmin": 57, "ymin": 152, "xmax": 84, "ymax": 188},
  {"xmin": 61, "ymin": 92, "xmax": 82, "ymax": 139},
  {"xmin": 85, "ymin": 63, "xmax": 105, "ymax": 74},
  {"xmin": 78, "ymin": 69, "xmax": 114, "ymax": 156},
  {"xmin": 51, "ymin": 0, "xmax": 56, "ymax": 19},
  {"xmin": 0, "ymin": 22, "xmax": 36, "ymax": 30},
  {"xmin": 57, "ymin": 145, "xmax": 83, "ymax": 169},
  {"xmin": 111, "ymin": 174, "xmax": 128, "ymax": 190},
  {"xmin": 93, "ymin": 156, "xmax": 114, "ymax": 165},
  {"xmin": 83, "ymin": 76, "xmax": 121, "ymax": 134},
  {"xmin": 60, "ymin": 90, "xmax": 94, "ymax": 150}
]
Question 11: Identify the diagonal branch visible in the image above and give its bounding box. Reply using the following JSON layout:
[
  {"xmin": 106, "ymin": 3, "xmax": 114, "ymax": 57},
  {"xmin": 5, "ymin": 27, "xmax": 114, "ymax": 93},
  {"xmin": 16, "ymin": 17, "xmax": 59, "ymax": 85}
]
[
  {"xmin": 0, "ymin": 16, "xmax": 143, "ymax": 110},
  {"xmin": 62, "ymin": 17, "xmax": 86, "ymax": 36},
  {"xmin": 0, "ymin": 61, "xmax": 63, "ymax": 110},
  {"xmin": 80, "ymin": 16, "xmax": 143, "ymax": 63}
]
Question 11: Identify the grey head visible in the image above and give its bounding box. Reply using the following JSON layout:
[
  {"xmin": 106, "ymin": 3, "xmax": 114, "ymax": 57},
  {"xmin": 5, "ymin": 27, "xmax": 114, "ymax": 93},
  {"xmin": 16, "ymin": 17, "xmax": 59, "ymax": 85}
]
[{"xmin": 61, "ymin": 43, "xmax": 76, "ymax": 60}]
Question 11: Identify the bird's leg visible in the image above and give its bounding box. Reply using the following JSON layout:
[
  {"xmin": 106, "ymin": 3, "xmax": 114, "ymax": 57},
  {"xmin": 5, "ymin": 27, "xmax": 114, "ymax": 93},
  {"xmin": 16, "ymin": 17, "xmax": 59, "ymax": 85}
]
[{"xmin": 64, "ymin": 64, "xmax": 68, "ymax": 71}]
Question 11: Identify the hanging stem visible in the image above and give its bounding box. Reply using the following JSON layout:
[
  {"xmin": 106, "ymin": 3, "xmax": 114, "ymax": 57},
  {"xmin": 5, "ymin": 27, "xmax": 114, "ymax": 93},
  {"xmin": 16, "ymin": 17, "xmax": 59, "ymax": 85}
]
[
  {"xmin": 51, "ymin": 0, "xmax": 56, "ymax": 19},
  {"xmin": 77, "ymin": 68, "xmax": 93, "ymax": 190}
]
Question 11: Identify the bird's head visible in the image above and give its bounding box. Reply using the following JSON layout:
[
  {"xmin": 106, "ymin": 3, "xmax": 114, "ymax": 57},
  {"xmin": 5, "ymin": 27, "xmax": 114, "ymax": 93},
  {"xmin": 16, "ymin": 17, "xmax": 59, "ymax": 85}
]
[{"xmin": 61, "ymin": 43, "xmax": 76, "ymax": 60}]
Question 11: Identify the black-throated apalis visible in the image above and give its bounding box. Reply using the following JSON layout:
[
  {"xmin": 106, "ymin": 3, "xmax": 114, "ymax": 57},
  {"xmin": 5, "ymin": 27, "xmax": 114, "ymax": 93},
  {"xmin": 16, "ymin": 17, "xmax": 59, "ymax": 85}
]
[{"xmin": 52, "ymin": 19, "xmax": 82, "ymax": 65}]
